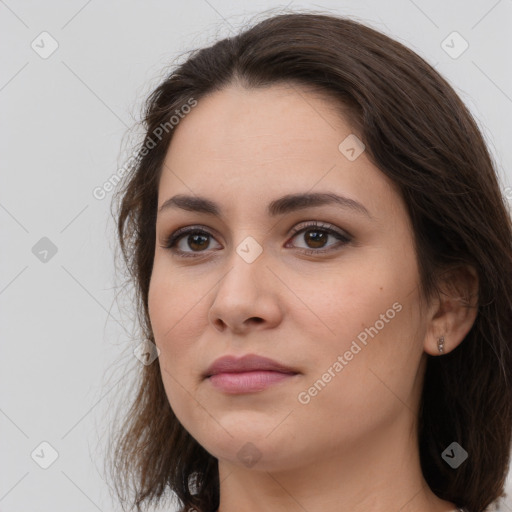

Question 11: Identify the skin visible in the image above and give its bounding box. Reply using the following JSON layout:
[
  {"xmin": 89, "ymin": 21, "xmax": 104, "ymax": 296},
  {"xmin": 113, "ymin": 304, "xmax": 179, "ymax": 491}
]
[{"xmin": 148, "ymin": 82, "xmax": 478, "ymax": 512}]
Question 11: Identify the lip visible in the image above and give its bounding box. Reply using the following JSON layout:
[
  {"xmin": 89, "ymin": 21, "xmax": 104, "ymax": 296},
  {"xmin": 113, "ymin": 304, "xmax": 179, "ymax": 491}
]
[
  {"xmin": 204, "ymin": 354, "xmax": 298, "ymax": 377},
  {"xmin": 204, "ymin": 354, "xmax": 299, "ymax": 394}
]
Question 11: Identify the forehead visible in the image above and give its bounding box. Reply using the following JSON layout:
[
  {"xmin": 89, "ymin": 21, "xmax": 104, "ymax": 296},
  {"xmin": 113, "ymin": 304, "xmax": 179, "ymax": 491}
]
[
  {"xmin": 157, "ymin": 84, "xmax": 399, "ymax": 222},
  {"xmin": 166, "ymin": 83, "xmax": 348, "ymax": 163}
]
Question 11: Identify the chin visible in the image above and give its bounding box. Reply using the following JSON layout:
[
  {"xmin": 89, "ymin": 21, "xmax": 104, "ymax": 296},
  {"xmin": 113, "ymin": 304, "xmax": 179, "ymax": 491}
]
[{"xmin": 193, "ymin": 428, "xmax": 306, "ymax": 471}]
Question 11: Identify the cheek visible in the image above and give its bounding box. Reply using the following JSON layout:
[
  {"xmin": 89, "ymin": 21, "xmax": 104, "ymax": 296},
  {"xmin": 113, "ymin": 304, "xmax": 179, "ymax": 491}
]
[
  {"xmin": 148, "ymin": 259, "xmax": 206, "ymax": 338},
  {"xmin": 290, "ymin": 256, "xmax": 410, "ymax": 347},
  {"xmin": 147, "ymin": 267, "xmax": 207, "ymax": 382},
  {"xmin": 291, "ymin": 249, "xmax": 423, "ymax": 405},
  {"xmin": 148, "ymin": 274, "xmax": 207, "ymax": 429}
]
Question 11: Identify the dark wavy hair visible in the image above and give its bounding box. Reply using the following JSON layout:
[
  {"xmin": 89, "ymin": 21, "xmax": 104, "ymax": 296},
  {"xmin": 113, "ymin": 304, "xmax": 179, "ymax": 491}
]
[{"xmin": 106, "ymin": 9, "xmax": 512, "ymax": 512}]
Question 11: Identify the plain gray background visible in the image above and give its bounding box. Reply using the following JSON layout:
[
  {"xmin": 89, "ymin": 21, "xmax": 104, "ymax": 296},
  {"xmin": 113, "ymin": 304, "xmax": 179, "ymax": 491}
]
[{"xmin": 1, "ymin": 1, "xmax": 511, "ymax": 511}]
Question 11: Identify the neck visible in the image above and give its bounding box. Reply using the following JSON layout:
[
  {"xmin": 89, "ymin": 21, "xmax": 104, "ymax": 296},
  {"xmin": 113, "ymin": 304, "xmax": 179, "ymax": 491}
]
[{"xmin": 216, "ymin": 410, "xmax": 456, "ymax": 512}]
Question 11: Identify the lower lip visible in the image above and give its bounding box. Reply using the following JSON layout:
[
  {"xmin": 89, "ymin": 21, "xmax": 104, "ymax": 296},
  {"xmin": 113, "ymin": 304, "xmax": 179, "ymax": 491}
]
[{"xmin": 207, "ymin": 370, "xmax": 297, "ymax": 394}]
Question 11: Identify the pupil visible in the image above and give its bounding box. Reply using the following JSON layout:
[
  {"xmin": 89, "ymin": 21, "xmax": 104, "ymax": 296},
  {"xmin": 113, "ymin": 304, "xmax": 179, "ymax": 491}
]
[
  {"xmin": 189, "ymin": 234, "xmax": 208, "ymax": 250},
  {"xmin": 306, "ymin": 230, "xmax": 326, "ymax": 248}
]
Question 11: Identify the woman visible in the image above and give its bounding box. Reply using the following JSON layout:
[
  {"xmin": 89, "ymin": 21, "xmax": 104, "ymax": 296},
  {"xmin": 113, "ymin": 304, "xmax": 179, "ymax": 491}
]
[{"xmin": 107, "ymin": 10, "xmax": 512, "ymax": 512}]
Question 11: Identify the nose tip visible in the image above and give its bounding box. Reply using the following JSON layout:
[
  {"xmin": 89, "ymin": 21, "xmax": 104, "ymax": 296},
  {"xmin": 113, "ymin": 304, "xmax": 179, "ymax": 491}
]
[
  {"xmin": 209, "ymin": 313, "xmax": 264, "ymax": 333},
  {"xmin": 207, "ymin": 248, "xmax": 284, "ymax": 333}
]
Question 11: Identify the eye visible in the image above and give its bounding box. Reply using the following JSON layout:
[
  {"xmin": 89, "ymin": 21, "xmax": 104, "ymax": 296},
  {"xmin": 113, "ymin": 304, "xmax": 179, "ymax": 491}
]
[
  {"xmin": 286, "ymin": 221, "xmax": 351, "ymax": 255},
  {"xmin": 161, "ymin": 226, "xmax": 221, "ymax": 258},
  {"xmin": 161, "ymin": 221, "xmax": 352, "ymax": 258}
]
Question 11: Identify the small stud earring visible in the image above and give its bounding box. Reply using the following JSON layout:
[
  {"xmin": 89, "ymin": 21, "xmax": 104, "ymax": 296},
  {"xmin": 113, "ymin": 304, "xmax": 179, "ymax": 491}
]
[{"xmin": 437, "ymin": 335, "xmax": 445, "ymax": 354}]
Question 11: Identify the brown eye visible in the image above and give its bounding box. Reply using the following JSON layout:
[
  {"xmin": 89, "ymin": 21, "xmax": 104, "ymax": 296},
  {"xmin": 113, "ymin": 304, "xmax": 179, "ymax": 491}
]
[
  {"xmin": 163, "ymin": 228, "xmax": 221, "ymax": 257},
  {"xmin": 185, "ymin": 233, "xmax": 210, "ymax": 251},
  {"xmin": 162, "ymin": 221, "xmax": 351, "ymax": 259},
  {"xmin": 287, "ymin": 222, "xmax": 351, "ymax": 254},
  {"xmin": 301, "ymin": 229, "xmax": 329, "ymax": 249}
]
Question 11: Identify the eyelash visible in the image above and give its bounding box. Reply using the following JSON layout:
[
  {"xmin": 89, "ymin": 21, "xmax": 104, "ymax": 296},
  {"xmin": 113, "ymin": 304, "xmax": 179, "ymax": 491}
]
[{"xmin": 161, "ymin": 221, "xmax": 352, "ymax": 259}]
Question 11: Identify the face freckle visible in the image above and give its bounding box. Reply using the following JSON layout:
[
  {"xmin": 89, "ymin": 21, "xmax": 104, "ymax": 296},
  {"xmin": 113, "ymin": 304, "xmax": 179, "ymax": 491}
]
[{"xmin": 148, "ymin": 83, "xmax": 427, "ymax": 473}]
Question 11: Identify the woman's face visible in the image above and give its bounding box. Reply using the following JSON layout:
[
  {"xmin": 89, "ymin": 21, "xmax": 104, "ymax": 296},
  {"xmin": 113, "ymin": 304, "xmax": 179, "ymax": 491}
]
[{"xmin": 148, "ymin": 83, "xmax": 429, "ymax": 471}]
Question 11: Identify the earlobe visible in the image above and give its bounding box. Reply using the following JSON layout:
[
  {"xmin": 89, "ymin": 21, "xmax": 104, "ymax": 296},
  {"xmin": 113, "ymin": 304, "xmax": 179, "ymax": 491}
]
[{"xmin": 423, "ymin": 265, "xmax": 479, "ymax": 356}]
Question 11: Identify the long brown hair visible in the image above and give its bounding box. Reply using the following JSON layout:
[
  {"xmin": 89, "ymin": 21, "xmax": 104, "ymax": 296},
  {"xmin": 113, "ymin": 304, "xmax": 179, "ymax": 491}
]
[{"xmin": 107, "ymin": 9, "xmax": 512, "ymax": 512}]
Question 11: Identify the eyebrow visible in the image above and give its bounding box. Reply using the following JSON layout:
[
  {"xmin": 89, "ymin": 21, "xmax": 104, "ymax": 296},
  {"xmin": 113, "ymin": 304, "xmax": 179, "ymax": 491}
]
[{"xmin": 158, "ymin": 192, "xmax": 372, "ymax": 219}]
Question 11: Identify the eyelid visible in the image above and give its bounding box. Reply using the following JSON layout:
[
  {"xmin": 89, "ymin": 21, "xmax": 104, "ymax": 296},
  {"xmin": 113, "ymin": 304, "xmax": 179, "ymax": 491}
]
[
  {"xmin": 288, "ymin": 220, "xmax": 352, "ymax": 239},
  {"xmin": 161, "ymin": 221, "xmax": 352, "ymax": 257},
  {"xmin": 161, "ymin": 225, "xmax": 221, "ymax": 256}
]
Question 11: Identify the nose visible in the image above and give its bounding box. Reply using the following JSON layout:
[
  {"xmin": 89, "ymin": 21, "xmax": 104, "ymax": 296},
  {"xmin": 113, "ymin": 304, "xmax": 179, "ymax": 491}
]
[{"xmin": 208, "ymin": 249, "xmax": 284, "ymax": 335}]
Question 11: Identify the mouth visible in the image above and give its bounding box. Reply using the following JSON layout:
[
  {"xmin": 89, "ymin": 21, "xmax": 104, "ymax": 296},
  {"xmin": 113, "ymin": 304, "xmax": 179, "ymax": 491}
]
[
  {"xmin": 207, "ymin": 369, "xmax": 299, "ymax": 394},
  {"xmin": 204, "ymin": 354, "xmax": 300, "ymax": 394}
]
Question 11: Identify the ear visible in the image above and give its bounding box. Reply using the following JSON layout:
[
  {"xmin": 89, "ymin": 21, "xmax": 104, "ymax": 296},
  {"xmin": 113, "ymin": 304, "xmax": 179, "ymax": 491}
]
[{"xmin": 424, "ymin": 264, "xmax": 479, "ymax": 356}]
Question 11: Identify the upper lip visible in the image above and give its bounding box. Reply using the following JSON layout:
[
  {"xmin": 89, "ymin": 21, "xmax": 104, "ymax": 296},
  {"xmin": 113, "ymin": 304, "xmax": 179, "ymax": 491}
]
[{"xmin": 204, "ymin": 354, "xmax": 298, "ymax": 378}]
